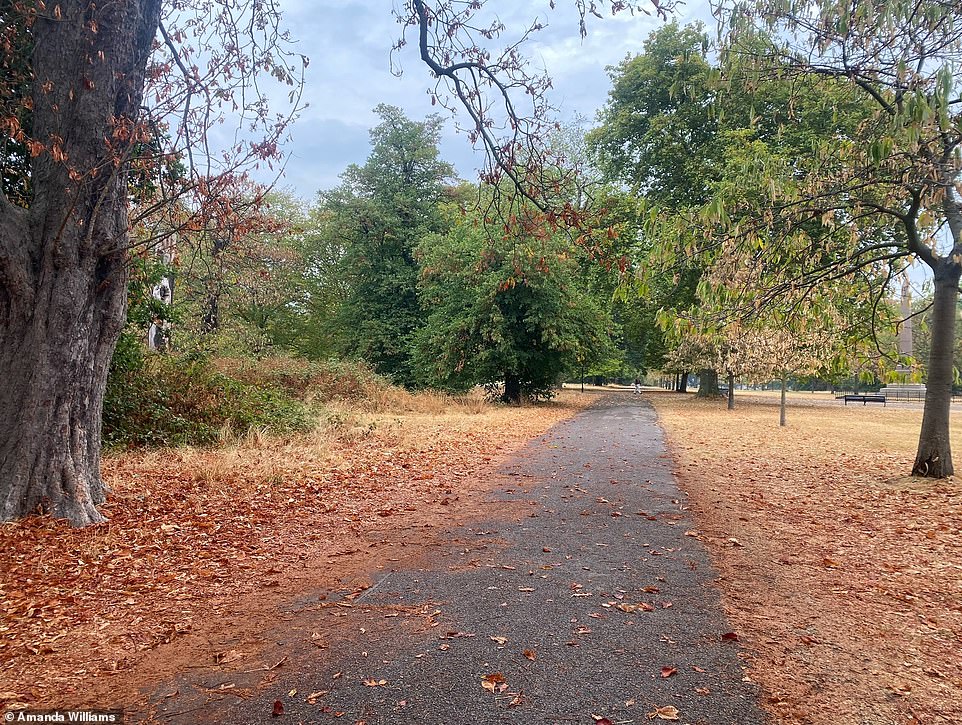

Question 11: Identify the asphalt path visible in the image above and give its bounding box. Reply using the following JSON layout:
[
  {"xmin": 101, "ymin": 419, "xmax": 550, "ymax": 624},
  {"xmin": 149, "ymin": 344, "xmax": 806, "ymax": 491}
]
[{"xmin": 151, "ymin": 395, "xmax": 766, "ymax": 725}]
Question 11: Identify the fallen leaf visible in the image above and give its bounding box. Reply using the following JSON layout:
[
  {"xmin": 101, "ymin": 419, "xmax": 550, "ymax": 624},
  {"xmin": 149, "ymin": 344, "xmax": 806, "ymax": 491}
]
[
  {"xmin": 721, "ymin": 632, "xmax": 739, "ymax": 642},
  {"xmin": 214, "ymin": 649, "xmax": 244, "ymax": 665},
  {"xmin": 481, "ymin": 672, "xmax": 507, "ymax": 693},
  {"xmin": 523, "ymin": 649, "xmax": 536, "ymax": 661},
  {"xmin": 362, "ymin": 679, "xmax": 387, "ymax": 687},
  {"xmin": 271, "ymin": 699, "xmax": 285, "ymax": 717},
  {"xmin": 660, "ymin": 666, "xmax": 678, "ymax": 678},
  {"xmin": 490, "ymin": 636, "xmax": 508, "ymax": 645},
  {"xmin": 648, "ymin": 705, "xmax": 680, "ymax": 720},
  {"xmin": 305, "ymin": 690, "xmax": 328, "ymax": 704},
  {"xmin": 508, "ymin": 693, "xmax": 524, "ymax": 708}
]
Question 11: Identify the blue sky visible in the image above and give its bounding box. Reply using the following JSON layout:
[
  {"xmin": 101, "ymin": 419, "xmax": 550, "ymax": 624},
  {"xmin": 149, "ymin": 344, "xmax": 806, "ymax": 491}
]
[{"xmin": 265, "ymin": 1, "xmax": 714, "ymax": 202}]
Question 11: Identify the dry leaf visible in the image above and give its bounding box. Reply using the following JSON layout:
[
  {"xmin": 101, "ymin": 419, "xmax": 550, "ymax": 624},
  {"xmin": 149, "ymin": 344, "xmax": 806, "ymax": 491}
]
[
  {"xmin": 660, "ymin": 666, "xmax": 678, "ymax": 678},
  {"xmin": 490, "ymin": 636, "xmax": 508, "ymax": 645},
  {"xmin": 481, "ymin": 672, "xmax": 507, "ymax": 693},
  {"xmin": 522, "ymin": 649, "xmax": 537, "ymax": 661},
  {"xmin": 648, "ymin": 705, "xmax": 680, "ymax": 720},
  {"xmin": 271, "ymin": 699, "xmax": 285, "ymax": 717}
]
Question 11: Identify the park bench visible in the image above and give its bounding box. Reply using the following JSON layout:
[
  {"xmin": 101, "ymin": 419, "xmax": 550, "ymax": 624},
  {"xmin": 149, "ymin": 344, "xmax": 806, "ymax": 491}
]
[{"xmin": 840, "ymin": 394, "xmax": 886, "ymax": 406}]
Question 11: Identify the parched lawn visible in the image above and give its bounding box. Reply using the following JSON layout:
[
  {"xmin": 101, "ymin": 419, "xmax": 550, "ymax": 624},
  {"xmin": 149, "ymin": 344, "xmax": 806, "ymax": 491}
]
[
  {"xmin": 0, "ymin": 392, "xmax": 593, "ymax": 712},
  {"xmin": 651, "ymin": 391, "xmax": 962, "ymax": 725}
]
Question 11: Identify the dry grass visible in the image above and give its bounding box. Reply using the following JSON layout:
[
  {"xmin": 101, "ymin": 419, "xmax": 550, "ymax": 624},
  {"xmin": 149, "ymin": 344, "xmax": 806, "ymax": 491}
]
[
  {"xmin": 0, "ymin": 390, "xmax": 593, "ymax": 711},
  {"xmin": 650, "ymin": 391, "xmax": 962, "ymax": 725}
]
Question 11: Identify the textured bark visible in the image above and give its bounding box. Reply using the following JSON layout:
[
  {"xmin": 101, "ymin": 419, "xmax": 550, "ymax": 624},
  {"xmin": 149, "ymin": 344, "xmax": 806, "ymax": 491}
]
[
  {"xmin": 503, "ymin": 372, "xmax": 522, "ymax": 404},
  {"xmin": 912, "ymin": 270, "xmax": 959, "ymax": 477},
  {"xmin": 0, "ymin": 0, "xmax": 162, "ymax": 524},
  {"xmin": 727, "ymin": 372, "xmax": 735, "ymax": 410},
  {"xmin": 696, "ymin": 368, "xmax": 719, "ymax": 397}
]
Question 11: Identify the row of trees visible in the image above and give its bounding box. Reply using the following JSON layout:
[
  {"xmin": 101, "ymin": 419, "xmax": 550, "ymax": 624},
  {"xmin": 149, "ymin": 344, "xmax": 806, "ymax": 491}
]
[
  {"xmin": 2, "ymin": 0, "xmax": 959, "ymax": 525},
  {"xmin": 152, "ymin": 105, "xmax": 632, "ymax": 403}
]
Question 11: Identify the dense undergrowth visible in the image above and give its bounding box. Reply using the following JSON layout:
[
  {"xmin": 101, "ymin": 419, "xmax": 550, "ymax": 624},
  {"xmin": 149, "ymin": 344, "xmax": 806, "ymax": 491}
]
[{"xmin": 102, "ymin": 338, "xmax": 488, "ymax": 449}]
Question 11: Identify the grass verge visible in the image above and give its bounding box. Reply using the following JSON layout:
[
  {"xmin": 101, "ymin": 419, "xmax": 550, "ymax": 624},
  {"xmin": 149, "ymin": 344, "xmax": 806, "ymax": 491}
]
[{"xmin": 650, "ymin": 391, "xmax": 962, "ymax": 725}]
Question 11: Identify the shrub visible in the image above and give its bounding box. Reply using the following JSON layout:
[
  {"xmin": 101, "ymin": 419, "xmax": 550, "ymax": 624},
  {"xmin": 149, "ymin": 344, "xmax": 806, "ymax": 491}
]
[
  {"xmin": 214, "ymin": 356, "xmax": 393, "ymax": 404},
  {"xmin": 103, "ymin": 338, "xmax": 311, "ymax": 448}
]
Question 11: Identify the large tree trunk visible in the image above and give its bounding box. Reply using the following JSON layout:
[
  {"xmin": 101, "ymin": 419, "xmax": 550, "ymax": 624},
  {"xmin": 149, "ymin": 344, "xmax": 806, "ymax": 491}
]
[
  {"xmin": 0, "ymin": 0, "xmax": 162, "ymax": 524},
  {"xmin": 503, "ymin": 372, "xmax": 522, "ymax": 405},
  {"xmin": 696, "ymin": 368, "xmax": 719, "ymax": 398},
  {"xmin": 913, "ymin": 269, "xmax": 959, "ymax": 477},
  {"xmin": 727, "ymin": 372, "xmax": 735, "ymax": 410}
]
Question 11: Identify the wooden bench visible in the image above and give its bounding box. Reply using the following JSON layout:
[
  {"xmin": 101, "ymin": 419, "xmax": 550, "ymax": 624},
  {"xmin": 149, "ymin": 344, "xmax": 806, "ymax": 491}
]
[{"xmin": 841, "ymin": 394, "xmax": 886, "ymax": 406}]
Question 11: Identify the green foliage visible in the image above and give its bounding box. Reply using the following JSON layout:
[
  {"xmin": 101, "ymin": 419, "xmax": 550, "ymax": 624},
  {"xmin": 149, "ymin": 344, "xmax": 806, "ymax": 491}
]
[
  {"xmin": 103, "ymin": 343, "xmax": 311, "ymax": 448},
  {"xmin": 413, "ymin": 205, "xmax": 616, "ymax": 402},
  {"xmin": 328, "ymin": 104, "xmax": 456, "ymax": 386}
]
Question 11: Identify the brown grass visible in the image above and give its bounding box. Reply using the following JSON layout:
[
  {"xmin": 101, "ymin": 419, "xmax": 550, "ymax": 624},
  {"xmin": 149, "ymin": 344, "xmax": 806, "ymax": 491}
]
[
  {"xmin": 0, "ymin": 390, "xmax": 592, "ymax": 712},
  {"xmin": 650, "ymin": 391, "xmax": 962, "ymax": 725}
]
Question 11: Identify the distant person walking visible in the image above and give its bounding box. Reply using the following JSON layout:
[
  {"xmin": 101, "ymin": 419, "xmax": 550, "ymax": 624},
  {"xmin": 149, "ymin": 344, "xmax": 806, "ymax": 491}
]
[{"xmin": 634, "ymin": 376, "xmax": 641, "ymax": 395}]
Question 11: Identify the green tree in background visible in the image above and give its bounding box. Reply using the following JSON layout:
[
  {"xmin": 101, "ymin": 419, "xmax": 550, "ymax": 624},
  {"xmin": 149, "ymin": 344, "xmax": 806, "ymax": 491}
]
[
  {"xmin": 414, "ymin": 203, "xmax": 616, "ymax": 403},
  {"xmin": 330, "ymin": 104, "xmax": 455, "ymax": 387}
]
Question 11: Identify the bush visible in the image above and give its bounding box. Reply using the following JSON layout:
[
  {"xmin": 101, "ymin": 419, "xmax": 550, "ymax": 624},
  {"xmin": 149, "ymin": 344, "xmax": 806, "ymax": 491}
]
[
  {"xmin": 103, "ymin": 337, "xmax": 311, "ymax": 448},
  {"xmin": 214, "ymin": 356, "xmax": 393, "ymax": 404}
]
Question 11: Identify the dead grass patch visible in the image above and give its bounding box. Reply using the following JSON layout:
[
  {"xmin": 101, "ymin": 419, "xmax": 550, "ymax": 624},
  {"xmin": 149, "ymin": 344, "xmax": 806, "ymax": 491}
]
[
  {"xmin": 650, "ymin": 392, "xmax": 962, "ymax": 725},
  {"xmin": 0, "ymin": 391, "xmax": 592, "ymax": 712}
]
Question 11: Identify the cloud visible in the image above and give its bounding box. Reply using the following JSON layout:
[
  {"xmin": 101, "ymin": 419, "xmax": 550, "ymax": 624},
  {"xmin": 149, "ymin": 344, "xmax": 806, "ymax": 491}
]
[{"xmin": 253, "ymin": 1, "xmax": 713, "ymax": 199}]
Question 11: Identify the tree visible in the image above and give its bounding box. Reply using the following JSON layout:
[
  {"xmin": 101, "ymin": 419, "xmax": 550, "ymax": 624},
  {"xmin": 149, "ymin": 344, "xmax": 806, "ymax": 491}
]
[
  {"xmin": 414, "ymin": 200, "xmax": 615, "ymax": 403},
  {"xmin": 329, "ymin": 105, "xmax": 454, "ymax": 387},
  {"xmin": 0, "ymin": 1, "xmax": 303, "ymax": 524},
  {"xmin": 707, "ymin": 0, "xmax": 962, "ymax": 476}
]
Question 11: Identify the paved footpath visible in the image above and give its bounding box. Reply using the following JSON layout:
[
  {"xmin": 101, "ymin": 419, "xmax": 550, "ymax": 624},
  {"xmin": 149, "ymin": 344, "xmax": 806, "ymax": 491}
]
[{"xmin": 151, "ymin": 396, "xmax": 766, "ymax": 724}]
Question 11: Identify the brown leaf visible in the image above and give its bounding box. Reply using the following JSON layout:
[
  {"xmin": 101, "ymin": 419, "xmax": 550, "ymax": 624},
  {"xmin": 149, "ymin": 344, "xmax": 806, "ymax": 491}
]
[
  {"xmin": 721, "ymin": 632, "xmax": 739, "ymax": 642},
  {"xmin": 271, "ymin": 699, "xmax": 285, "ymax": 717},
  {"xmin": 522, "ymin": 649, "xmax": 537, "ymax": 661},
  {"xmin": 214, "ymin": 649, "xmax": 244, "ymax": 665},
  {"xmin": 648, "ymin": 705, "xmax": 680, "ymax": 720},
  {"xmin": 481, "ymin": 672, "xmax": 507, "ymax": 693},
  {"xmin": 660, "ymin": 666, "xmax": 678, "ymax": 678}
]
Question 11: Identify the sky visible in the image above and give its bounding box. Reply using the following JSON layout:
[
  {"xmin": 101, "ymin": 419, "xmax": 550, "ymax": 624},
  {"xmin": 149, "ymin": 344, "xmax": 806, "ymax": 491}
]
[{"xmin": 263, "ymin": 1, "xmax": 714, "ymax": 202}]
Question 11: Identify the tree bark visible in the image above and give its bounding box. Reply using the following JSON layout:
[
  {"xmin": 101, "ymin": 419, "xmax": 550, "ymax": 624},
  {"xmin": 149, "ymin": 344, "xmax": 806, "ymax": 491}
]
[
  {"xmin": 779, "ymin": 372, "xmax": 787, "ymax": 427},
  {"xmin": 503, "ymin": 372, "xmax": 522, "ymax": 405},
  {"xmin": 696, "ymin": 368, "xmax": 719, "ymax": 397},
  {"xmin": 727, "ymin": 372, "xmax": 735, "ymax": 410},
  {"xmin": 913, "ymin": 269, "xmax": 959, "ymax": 477},
  {"xmin": 0, "ymin": 0, "xmax": 162, "ymax": 524},
  {"xmin": 676, "ymin": 371, "xmax": 689, "ymax": 393}
]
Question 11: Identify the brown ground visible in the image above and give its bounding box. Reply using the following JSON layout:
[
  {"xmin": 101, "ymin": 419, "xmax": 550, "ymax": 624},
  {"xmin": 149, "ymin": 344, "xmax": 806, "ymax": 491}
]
[
  {"xmin": 4, "ymin": 389, "xmax": 961, "ymax": 724},
  {"xmin": 650, "ymin": 391, "xmax": 962, "ymax": 725},
  {"xmin": 0, "ymin": 392, "xmax": 592, "ymax": 713}
]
